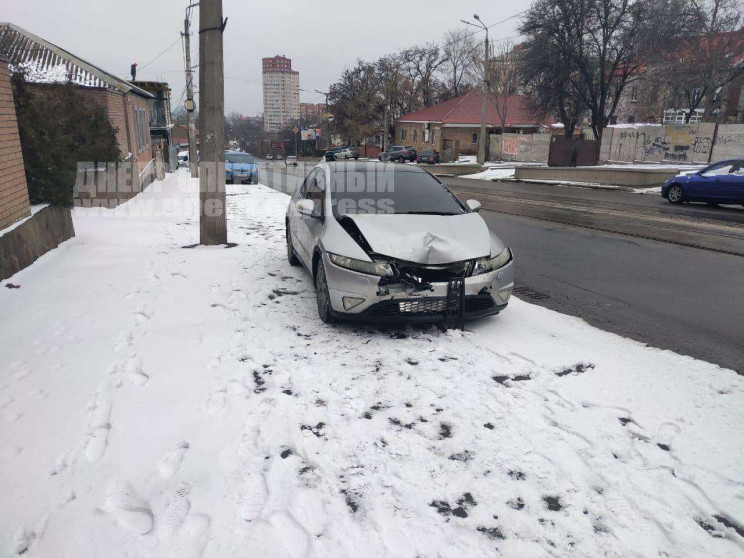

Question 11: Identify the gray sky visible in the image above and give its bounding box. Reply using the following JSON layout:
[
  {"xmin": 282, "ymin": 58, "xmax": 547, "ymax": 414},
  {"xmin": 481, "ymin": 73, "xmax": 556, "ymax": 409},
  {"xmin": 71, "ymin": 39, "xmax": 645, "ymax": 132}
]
[{"xmin": 5, "ymin": 0, "xmax": 527, "ymax": 115}]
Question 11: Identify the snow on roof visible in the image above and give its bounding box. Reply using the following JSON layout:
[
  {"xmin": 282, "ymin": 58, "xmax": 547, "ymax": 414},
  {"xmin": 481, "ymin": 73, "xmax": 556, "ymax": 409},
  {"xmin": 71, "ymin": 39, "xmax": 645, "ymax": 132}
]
[{"xmin": 0, "ymin": 22, "xmax": 152, "ymax": 98}]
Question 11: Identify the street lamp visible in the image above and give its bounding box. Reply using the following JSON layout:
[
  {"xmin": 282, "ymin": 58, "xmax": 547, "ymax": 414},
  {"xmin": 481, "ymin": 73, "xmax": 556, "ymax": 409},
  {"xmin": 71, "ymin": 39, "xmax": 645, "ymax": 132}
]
[{"xmin": 462, "ymin": 15, "xmax": 489, "ymax": 165}]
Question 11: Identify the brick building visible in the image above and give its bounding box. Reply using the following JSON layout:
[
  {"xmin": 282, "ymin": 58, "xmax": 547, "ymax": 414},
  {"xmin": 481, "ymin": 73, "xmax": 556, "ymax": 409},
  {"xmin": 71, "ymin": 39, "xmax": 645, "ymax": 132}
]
[
  {"xmin": 0, "ymin": 23, "xmax": 154, "ymax": 173},
  {"xmin": 395, "ymin": 92, "xmax": 552, "ymax": 156},
  {"xmin": 0, "ymin": 56, "xmax": 30, "ymax": 231}
]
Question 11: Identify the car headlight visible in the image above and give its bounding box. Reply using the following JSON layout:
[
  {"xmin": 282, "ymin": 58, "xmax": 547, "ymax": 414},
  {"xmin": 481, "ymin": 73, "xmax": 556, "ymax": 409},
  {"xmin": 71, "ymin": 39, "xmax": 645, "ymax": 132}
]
[
  {"xmin": 472, "ymin": 247, "xmax": 512, "ymax": 276},
  {"xmin": 328, "ymin": 253, "xmax": 394, "ymax": 276}
]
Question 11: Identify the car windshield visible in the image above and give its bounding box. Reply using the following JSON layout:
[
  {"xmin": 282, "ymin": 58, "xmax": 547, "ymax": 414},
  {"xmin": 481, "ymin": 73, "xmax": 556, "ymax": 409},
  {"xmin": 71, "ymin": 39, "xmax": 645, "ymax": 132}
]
[
  {"xmin": 390, "ymin": 146, "xmax": 403, "ymax": 151},
  {"xmin": 330, "ymin": 166, "xmax": 466, "ymax": 215},
  {"xmin": 420, "ymin": 150, "xmax": 433, "ymax": 156},
  {"xmin": 226, "ymin": 153, "xmax": 254, "ymax": 164}
]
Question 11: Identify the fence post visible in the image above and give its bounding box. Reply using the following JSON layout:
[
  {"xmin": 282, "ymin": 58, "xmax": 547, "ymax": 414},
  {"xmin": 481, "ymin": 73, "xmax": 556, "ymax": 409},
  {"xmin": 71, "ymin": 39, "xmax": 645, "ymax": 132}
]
[{"xmin": 709, "ymin": 123, "xmax": 719, "ymax": 164}]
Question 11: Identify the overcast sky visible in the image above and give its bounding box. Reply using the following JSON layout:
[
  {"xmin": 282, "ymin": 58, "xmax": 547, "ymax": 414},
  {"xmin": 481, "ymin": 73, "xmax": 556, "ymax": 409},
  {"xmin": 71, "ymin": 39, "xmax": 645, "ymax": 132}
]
[{"xmin": 5, "ymin": 0, "xmax": 528, "ymax": 115}]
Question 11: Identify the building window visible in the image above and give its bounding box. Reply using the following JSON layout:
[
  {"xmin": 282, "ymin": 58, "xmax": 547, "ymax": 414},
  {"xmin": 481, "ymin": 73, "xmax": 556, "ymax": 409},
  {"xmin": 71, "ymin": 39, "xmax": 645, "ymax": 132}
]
[
  {"xmin": 471, "ymin": 132, "xmax": 478, "ymax": 144},
  {"xmin": 627, "ymin": 115, "xmax": 635, "ymax": 123},
  {"xmin": 431, "ymin": 130, "xmax": 436, "ymax": 144},
  {"xmin": 413, "ymin": 129, "xmax": 417, "ymax": 142},
  {"xmin": 630, "ymin": 86, "xmax": 638, "ymax": 102},
  {"xmin": 401, "ymin": 128, "xmax": 406, "ymax": 141}
]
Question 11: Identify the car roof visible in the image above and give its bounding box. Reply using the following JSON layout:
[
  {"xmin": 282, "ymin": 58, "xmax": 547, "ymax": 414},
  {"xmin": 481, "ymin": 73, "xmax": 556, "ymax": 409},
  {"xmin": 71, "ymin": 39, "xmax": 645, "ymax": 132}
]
[{"xmin": 325, "ymin": 160, "xmax": 426, "ymax": 174}]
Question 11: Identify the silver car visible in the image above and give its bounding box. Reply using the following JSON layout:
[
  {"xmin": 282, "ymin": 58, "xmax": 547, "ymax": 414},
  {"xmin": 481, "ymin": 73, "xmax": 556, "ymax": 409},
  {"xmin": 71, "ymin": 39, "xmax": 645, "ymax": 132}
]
[{"xmin": 285, "ymin": 161, "xmax": 515, "ymax": 326}]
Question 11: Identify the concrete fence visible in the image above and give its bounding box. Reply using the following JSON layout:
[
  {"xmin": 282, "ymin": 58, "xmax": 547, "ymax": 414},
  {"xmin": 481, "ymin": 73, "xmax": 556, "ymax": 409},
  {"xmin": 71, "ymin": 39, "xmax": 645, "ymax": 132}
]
[
  {"xmin": 487, "ymin": 124, "xmax": 742, "ymax": 166},
  {"xmin": 599, "ymin": 123, "xmax": 743, "ymax": 165},
  {"xmin": 490, "ymin": 133, "xmax": 550, "ymax": 163}
]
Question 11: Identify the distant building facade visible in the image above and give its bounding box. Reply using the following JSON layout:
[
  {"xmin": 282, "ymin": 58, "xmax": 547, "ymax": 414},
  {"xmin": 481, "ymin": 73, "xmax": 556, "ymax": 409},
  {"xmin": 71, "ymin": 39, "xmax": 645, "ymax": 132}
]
[
  {"xmin": 300, "ymin": 102, "xmax": 326, "ymax": 124},
  {"xmin": 262, "ymin": 55, "xmax": 299, "ymax": 133},
  {"xmin": 263, "ymin": 56, "xmax": 300, "ymax": 132}
]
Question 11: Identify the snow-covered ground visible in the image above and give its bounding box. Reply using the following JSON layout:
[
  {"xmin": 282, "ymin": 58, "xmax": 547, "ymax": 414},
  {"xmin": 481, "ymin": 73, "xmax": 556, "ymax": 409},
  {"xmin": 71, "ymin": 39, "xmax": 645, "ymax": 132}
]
[
  {"xmin": 462, "ymin": 167, "xmax": 516, "ymax": 181},
  {"xmin": 1, "ymin": 171, "xmax": 743, "ymax": 557}
]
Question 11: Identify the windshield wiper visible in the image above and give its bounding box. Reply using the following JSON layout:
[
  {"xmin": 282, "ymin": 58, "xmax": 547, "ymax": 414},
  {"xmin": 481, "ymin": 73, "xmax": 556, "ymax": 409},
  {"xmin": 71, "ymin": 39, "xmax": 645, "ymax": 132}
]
[{"xmin": 399, "ymin": 211, "xmax": 459, "ymax": 215}]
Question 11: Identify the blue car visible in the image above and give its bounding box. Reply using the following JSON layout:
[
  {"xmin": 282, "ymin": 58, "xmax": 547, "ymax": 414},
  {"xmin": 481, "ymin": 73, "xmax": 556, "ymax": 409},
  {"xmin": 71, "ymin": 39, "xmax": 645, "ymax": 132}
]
[
  {"xmin": 225, "ymin": 151, "xmax": 259, "ymax": 184},
  {"xmin": 661, "ymin": 159, "xmax": 744, "ymax": 206}
]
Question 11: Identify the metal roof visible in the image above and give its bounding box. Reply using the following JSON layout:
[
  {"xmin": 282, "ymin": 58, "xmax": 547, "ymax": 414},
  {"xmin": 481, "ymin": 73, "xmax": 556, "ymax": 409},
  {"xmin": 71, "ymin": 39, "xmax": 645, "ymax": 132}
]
[{"xmin": 0, "ymin": 23, "xmax": 152, "ymax": 98}]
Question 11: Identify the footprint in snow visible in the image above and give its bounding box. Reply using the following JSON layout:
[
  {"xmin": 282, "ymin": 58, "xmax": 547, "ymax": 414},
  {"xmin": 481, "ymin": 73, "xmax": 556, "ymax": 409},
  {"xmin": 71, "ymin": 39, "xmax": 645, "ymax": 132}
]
[
  {"xmin": 85, "ymin": 426, "xmax": 111, "ymax": 463},
  {"xmin": 105, "ymin": 480, "xmax": 154, "ymax": 535},
  {"xmin": 158, "ymin": 483, "xmax": 191, "ymax": 539},
  {"xmin": 109, "ymin": 356, "xmax": 149, "ymax": 387},
  {"xmin": 655, "ymin": 422, "xmax": 682, "ymax": 451},
  {"xmin": 158, "ymin": 442, "xmax": 190, "ymax": 478}
]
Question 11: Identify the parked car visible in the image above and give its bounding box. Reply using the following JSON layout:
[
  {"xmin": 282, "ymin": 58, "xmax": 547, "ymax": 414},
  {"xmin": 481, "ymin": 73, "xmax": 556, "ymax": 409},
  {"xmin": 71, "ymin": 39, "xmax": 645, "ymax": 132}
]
[
  {"xmin": 266, "ymin": 154, "xmax": 274, "ymax": 160},
  {"xmin": 662, "ymin": 159, "xmax": 744, "ymax": 206},
  {"xmin": 324, "ymin": 150, "xmax": 337, "ymax": 161},
  {"xmin": 177, "ymin": 150, "xmax": 189, "ymax": 166},
  {"xmin": 335, "ymin": 146, "xmax": 359, "ymax": 160},
  {"xmin": 286, "ymin": 155, "xmax": 298, "ymax": 166},
  {"xmin": 379, "ymin": 145, "xmax": 417, "ymax": 162},
  {"xmin": 417, "ymin": 149, "xmax": 440, "ymax": 164},
  {"xmin": 285, "ymin": 161, "xmax": 514, "ymax": 325},
  {"xmin": 225, "ymin": 151, "xmax": 259, "ymax": 184}
]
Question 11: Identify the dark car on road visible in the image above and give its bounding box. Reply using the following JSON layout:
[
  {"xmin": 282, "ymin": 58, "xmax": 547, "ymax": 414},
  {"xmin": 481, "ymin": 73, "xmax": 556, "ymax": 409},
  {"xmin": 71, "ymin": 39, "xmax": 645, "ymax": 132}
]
[
  {"xmin": 379, "ymin": 145, "xmax": 417, "ymax": 162},
  {"xmin": 324, "ymin": 150, "xmax": 337, "ymax": 161},
  {"xmin": 417, "ymin": 149, "xmax": 440, "ymax": 164},
  {"xmin": 662, "ymin": 159, "xmax": 744, "ymax": 206}
]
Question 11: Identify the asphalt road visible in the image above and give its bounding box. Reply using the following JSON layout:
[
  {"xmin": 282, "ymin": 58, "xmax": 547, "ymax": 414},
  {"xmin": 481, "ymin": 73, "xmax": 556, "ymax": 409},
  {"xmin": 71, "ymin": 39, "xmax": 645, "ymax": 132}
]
[{"xmin": 261, "ymin": 161, "xmax": 744, "ymax": 373}]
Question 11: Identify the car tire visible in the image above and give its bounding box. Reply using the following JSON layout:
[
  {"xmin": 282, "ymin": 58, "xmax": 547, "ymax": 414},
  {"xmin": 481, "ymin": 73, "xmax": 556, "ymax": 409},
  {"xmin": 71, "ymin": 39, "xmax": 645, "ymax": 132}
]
[
  {"xmin": 286, "ymin": 227, "xmax": 300, "ymax": 266},
  {"xmin": 397, "ymin": 156, "xmax": 404, "ymax": 163},
  {"xmin": 226, "ymin": 177, "xmax": 233, "ymax": 185},
  {"xmin": 315, "ymin": 259, "xmax": 337, "ymax": 324},
  {"xmin": 667, "ymin": 184, "xmax": 684, "ymax": 204}
]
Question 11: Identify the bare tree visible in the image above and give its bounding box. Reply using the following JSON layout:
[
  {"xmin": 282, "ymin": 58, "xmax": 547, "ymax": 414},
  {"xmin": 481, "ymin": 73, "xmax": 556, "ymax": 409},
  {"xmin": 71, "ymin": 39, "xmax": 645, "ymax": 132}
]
[
  {"xmin": 521, "ymin": 0, "xmax": 685, "ymax": 140},
  {"xmin": 520, "ymin": 14, "xmax": 585, "ymax": 137},
  {"xmin": 487, "ymin": 39, "xmax": 521, "ymax": 136},
  {"xmin": 440, "ymin": 29, "xmax": 477, "ymax": 99},
  {"xmin": 658, "ymin": 0, "xmax": 743, "ymax": 122},
  {"xmin": 400, "ymin": 43, "xmax": 446, "ymax": 109}
]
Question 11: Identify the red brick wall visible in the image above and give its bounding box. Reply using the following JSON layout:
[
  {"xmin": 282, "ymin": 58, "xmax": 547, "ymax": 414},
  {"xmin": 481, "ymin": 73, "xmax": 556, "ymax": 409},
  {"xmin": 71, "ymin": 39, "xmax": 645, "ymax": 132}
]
[
  {"xmin": 0, "ymin": 60, "xmax": 31, "ymax": 231},
  {"xmin": 76, "ymin": 88, "xmax": 152, "ymax": 173}
]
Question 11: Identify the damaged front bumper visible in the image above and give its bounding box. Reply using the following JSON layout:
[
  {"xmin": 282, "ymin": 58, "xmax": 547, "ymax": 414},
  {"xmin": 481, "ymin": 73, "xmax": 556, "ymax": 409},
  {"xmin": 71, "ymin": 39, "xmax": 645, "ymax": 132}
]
[{"xmin": 322, "ymin": 251, "xmax": 515, "ymax": 324}]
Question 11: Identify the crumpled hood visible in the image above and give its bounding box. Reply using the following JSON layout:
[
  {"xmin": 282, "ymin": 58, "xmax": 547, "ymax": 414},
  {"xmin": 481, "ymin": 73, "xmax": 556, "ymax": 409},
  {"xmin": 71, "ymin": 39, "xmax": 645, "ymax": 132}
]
[{"xmin": 347, "ymin": 213, "xmax": 490, "ymax": 264}]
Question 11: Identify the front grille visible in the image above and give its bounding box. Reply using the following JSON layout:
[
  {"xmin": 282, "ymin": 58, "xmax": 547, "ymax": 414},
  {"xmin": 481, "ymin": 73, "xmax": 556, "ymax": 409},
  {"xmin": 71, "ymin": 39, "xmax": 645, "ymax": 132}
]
[
  {"xmin": 365, "ymin": 295, "xmax": 495, "ymax": 317},
  {"xmin": 399, "ymin": 299, "xmax": 447, "ymax": 314},
  {"xmin": 394, "ymin": 260, "xmax": 473, "ymax": 284}
]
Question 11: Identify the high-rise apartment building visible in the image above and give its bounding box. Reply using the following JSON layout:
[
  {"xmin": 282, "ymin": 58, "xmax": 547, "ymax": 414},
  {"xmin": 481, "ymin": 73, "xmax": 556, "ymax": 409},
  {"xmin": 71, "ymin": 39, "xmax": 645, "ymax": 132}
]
[{"xmin": 262, "ymin": 55, "xmax": 300, "ymax": 133}]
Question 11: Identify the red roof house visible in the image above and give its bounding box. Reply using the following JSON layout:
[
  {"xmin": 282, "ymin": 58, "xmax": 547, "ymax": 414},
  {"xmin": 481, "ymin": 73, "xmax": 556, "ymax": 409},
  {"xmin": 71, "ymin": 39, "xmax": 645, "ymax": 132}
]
[{"xmin": 394, "ymin": 92, "xmax": 552, "ymax": 157}]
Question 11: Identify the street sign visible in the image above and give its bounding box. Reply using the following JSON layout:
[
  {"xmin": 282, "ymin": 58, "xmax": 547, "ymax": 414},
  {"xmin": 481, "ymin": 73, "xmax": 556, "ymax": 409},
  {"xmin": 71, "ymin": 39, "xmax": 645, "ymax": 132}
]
[{"xmin": 292, "ymin": 126, "xmax": 299, "ymax": 134}]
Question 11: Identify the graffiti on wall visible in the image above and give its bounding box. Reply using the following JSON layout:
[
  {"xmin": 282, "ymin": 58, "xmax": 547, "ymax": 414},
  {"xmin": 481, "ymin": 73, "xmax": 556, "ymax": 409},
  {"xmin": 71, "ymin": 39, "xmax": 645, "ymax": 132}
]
[{"xmin": 502, "ymin": 137, "xmax": 521, "ymax": 156}]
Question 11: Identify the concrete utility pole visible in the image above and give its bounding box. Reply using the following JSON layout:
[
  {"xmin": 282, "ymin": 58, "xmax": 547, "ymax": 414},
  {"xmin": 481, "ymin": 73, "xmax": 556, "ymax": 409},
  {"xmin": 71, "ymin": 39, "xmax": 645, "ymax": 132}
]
[
  {"xmin": 462, "ymin": 15, "xmax": 489, "ymax": 165},
  {"xmin": 315, "ymin": 89, "xmax": 330, "ymax": 149},
  {"xmin": 183, "ymin": 4, "xmax": 199, "ymax": 178},
  {"xmin": 198, "ymin": 0, "xmax": 227, "ymax": 245}
]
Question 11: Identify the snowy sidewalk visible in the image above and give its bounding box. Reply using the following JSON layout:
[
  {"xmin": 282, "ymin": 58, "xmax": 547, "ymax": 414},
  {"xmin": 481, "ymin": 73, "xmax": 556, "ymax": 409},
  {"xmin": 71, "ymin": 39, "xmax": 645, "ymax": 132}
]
[{"xmin": 1, "ymin": 171, "xmax": 743, "ymax": 557}]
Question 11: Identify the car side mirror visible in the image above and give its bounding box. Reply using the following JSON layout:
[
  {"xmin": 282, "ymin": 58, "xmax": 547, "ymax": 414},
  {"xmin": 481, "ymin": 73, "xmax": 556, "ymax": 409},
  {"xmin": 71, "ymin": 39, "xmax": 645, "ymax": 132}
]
[
  {"xmin": 466, "ymin": 199, "xmax": 482, "ymax": 212},
  {"xmin": 296, "ymin": 199, "xmax": 316, "ymax": 216}
]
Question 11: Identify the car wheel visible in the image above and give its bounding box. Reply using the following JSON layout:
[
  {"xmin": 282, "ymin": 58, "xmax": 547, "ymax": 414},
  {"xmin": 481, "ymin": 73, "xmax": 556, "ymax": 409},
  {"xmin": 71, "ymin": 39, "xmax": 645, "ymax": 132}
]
[
  {"xmin": 227, "ymin": 177, "xmax": 233, "ymax": 184},
  {"xmin": 286, "ymin": 227, "xmax": 300, "ymax": 266},
  {"xmin": 354, "ymin": 155, "xmax": 359, "ymax": 160},
  {"xmin": 315, "ymin": 259, "xmax": 338, "ymax": 323},
  {"xmin": 667, "ymin": 184, "xmax": 684, "ymax": 204},
  {"xmin": 397, "ymin": 156, "xmax": 404, "ymax": 163}
]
